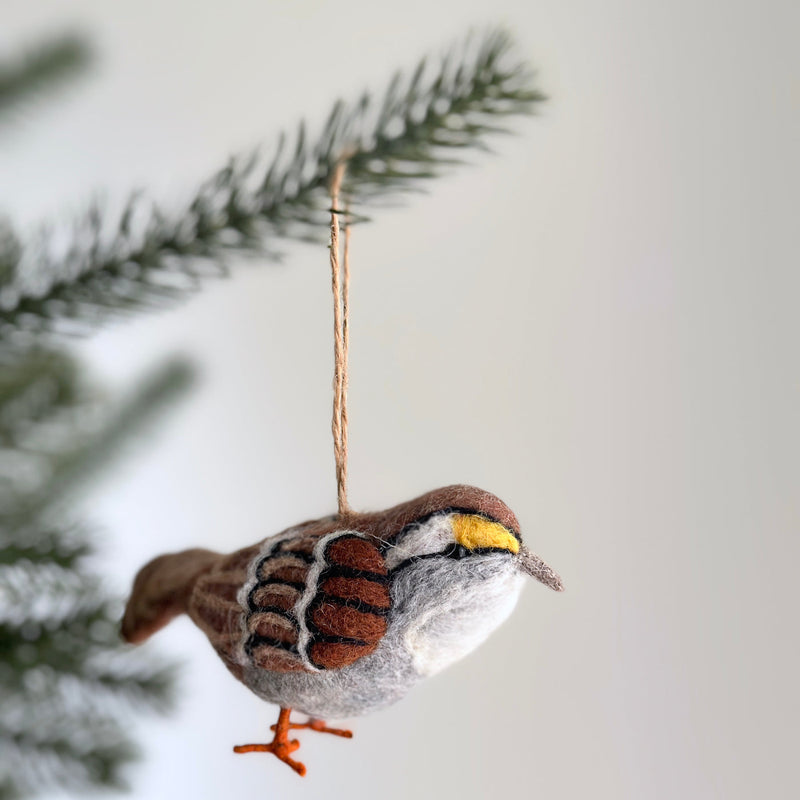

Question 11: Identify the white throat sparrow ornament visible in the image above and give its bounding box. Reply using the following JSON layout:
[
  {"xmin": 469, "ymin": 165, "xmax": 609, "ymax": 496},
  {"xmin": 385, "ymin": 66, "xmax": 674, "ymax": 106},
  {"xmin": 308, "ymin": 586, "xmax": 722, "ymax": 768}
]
[
  {"xmin": 122, "ymin": 165, "xmax": 563, "ymax": 775},
  {"xmin": 122, "ymin": 484, "xmax": 562, "ymax": 775}
]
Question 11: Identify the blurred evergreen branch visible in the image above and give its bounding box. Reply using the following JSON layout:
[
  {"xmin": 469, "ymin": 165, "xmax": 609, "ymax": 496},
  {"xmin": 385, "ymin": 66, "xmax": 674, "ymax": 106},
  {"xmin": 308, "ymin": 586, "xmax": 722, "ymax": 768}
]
[
  {"xmin": 0, "ymin": 28, "xmax": 545, "ymax": 338},
  {"xmin": 0, "ymin": 350, "xmax": 192, "ymax": 799},
  {"xmin": 0, "ymin": 356, "xmax": 194, "ymax": 527},
  {"xmin": 0, "ymin": 34, "xmax": 91, "ymax": 121}
]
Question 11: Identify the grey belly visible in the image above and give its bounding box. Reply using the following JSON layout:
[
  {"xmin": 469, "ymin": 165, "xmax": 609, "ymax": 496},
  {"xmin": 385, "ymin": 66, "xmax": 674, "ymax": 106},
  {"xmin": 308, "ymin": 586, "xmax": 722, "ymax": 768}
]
[{"xmin": 242, "ymin": 634, "xmax": 420, "ymax": 719}]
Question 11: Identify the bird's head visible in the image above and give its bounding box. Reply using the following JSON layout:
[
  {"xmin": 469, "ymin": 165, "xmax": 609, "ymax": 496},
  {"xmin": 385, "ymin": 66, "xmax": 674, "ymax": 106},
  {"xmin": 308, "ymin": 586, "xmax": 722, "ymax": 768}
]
[
  {"xmin": 369, "ymin": 486, "xmax": 562, "ymax": 676},
  {"xmin": 381, "ymin": 488, "xmax": 564, "ymax": 592}
]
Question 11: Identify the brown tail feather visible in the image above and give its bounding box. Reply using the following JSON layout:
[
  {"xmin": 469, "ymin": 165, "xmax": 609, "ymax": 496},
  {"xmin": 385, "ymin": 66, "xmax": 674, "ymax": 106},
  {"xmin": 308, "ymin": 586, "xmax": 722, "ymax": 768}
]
[{"xmin": 121, "ymin": 548, "xmax": 221, "ymax": 644}]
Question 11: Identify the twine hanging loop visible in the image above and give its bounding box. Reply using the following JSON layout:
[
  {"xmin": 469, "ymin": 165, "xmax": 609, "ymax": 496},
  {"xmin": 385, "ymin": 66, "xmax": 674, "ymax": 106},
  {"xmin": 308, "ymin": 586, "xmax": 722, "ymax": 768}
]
[{"xmin": 329, "ymin": 162, "xmax": 351, "ymax": 517}]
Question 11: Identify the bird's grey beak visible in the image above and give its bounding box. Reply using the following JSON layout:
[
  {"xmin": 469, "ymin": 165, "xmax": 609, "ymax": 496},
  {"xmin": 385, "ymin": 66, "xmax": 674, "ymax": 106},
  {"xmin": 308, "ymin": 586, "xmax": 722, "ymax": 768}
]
[{"xmin": 517, "ymin": 544, "xmax": 564, "ymax": 591}]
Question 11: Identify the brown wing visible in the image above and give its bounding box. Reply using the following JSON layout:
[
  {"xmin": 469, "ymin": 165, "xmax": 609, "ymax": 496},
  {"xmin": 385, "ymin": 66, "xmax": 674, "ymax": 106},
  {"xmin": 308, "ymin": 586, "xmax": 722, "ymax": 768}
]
[
  {"xmin": 304, "ymin": 533, "xmax": 390, "ymax": 670},
  {"xmin": 243, "ymin": 529, "xmax": 390, "ymax": 672},
  {"xmin": 189, "ymin": 521, "xmax": 391, "ymax": 677}
]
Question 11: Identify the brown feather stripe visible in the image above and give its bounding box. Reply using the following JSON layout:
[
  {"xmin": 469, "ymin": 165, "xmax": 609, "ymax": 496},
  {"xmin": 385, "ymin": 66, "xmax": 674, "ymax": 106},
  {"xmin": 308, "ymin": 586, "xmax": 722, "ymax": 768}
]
[
  {"xmin": 308, "ymin": 640, "xmax": 372, "ymax": 670},
  {"xmin": 320, "ymin": 575, "xmax": 390, "ymax": 608}
]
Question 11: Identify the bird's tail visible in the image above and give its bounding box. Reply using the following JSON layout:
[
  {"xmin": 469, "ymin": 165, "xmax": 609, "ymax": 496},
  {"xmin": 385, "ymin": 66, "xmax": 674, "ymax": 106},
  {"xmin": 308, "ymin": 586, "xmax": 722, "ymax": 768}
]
[{"xmin": 121, "ymin": 548, "xmax": 220, "ymax": 644}]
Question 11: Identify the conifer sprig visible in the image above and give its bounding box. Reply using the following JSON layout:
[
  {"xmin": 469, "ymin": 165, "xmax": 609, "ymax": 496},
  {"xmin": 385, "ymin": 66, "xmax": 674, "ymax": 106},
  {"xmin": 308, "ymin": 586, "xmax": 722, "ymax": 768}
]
[
  {"xmin": 0, "ymin": 351, "xmax": 189, "ymax": 799},
  {"xmin": 0, "ymin": 29, "xmax": 544, "ymax": 338}
]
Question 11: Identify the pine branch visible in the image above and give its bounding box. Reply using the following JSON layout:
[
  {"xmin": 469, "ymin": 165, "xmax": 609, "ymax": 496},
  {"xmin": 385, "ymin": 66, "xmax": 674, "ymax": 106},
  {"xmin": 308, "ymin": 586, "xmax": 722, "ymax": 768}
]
[
  {"xmin": 0, "ymin": 563, "xmax": 173, "ymax": 798},
  {"xmin": 0, "ymin": 522, "xmax": 91, "ymax": 568},
  {"xmin": 0, "ymin": 350, "xmax": 185, "ymax": 799},
  {"xmin": 0, "ymin": 349, "xmax": 78, "ymax": 445},
  {"xmin": 81, "ymin": 653, "xmax": 175, "ymax": 711},
  {"xmin": 0, "ymin": 355, "xmax": 194, "ymax": 527},
  {"xmin": 0, "ymin": 33, "xmax": 91, "ymax": 121},
  {"xmin": 25, "ymin": 357, "xmax": 193, "ymax": 502},
  {"xmin": 0, "ymin": 570, "xmax": 173, "ymax": 798},
  {"xmin": 0, "ymin": 612, "xmax": 174, "ymax": 711},
  {"xmin": 0, "ymin": 218, "xmax": 21, "ymax": 288},
  {"xmin": 0, "ymin": 730, "xmax": 134, "ymax": 799},
  {"xmin": 0, "ymin": 29, "xmax": 545, "ymax": 338}
]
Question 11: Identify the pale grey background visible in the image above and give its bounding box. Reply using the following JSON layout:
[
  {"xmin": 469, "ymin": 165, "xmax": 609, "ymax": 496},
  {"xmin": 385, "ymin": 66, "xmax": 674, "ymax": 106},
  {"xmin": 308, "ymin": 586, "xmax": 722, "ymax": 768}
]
[{"xmin": 2, "ymin": 1, "xmax": 798, "ymax": 798}]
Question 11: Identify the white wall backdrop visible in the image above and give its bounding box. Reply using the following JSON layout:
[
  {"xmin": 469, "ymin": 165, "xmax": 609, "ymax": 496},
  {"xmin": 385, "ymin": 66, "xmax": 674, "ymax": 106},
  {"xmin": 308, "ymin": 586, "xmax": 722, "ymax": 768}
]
[{"xmin": 2, "ymin": 1, "xmax": 797, "ymax": 798}]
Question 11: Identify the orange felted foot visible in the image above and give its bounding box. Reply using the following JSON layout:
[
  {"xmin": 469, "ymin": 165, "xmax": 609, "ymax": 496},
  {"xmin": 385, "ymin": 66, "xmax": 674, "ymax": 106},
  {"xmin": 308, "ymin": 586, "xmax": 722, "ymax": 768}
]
[
  {"xmin": 272, "ymin": 717, "xmax": 354, "ymax": 739},
  {"xmin": 233, "ymin": 707, "xmax": 307, "ymax": 776}
]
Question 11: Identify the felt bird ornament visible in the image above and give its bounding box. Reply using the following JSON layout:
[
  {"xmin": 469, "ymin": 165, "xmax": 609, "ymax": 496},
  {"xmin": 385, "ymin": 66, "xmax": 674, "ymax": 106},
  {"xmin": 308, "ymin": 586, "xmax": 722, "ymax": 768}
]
[
  {"xmin": 122, "ymin": 158, "xmax": 563, "ymax": 775},
  {"xmin": 121, "ymin": 484, "xmax": 563, "ymax": 775}
]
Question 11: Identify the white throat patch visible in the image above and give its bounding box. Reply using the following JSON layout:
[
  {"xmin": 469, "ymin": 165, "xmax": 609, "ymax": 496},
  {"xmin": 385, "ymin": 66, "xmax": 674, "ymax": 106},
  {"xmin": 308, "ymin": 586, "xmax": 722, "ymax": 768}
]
[{"xmin": 404, "ymin": 564, "xmax": 524, "ymax": 676}]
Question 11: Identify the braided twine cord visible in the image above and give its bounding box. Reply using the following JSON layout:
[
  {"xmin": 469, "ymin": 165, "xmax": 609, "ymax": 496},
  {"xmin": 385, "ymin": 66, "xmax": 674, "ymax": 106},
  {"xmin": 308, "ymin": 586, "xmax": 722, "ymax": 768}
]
[{"xmin": 329, "ymin": 162, "xmax": 351, "ymax": 517}]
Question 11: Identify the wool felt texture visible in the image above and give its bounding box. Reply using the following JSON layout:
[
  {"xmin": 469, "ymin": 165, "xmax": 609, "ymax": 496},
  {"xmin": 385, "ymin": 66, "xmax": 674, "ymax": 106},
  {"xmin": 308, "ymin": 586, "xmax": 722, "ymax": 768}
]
[
  {"xmin": 452, "ymin": 514, "xmax": 520, "ymax": 554},
  {"xmin": 121, "ymin": 484, "xmax": 563, "ymax": 721},
  {"xmin": 232, "ymin": 707, "xmax": 353, "ymax": 776}
]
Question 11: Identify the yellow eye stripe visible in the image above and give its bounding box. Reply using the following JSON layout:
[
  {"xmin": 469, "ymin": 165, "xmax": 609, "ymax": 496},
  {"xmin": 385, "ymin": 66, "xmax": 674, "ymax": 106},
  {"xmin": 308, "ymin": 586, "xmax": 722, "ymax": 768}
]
[{"xmin": 451, "ymin": 514, "xmax": 519, "ymax": 554}]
